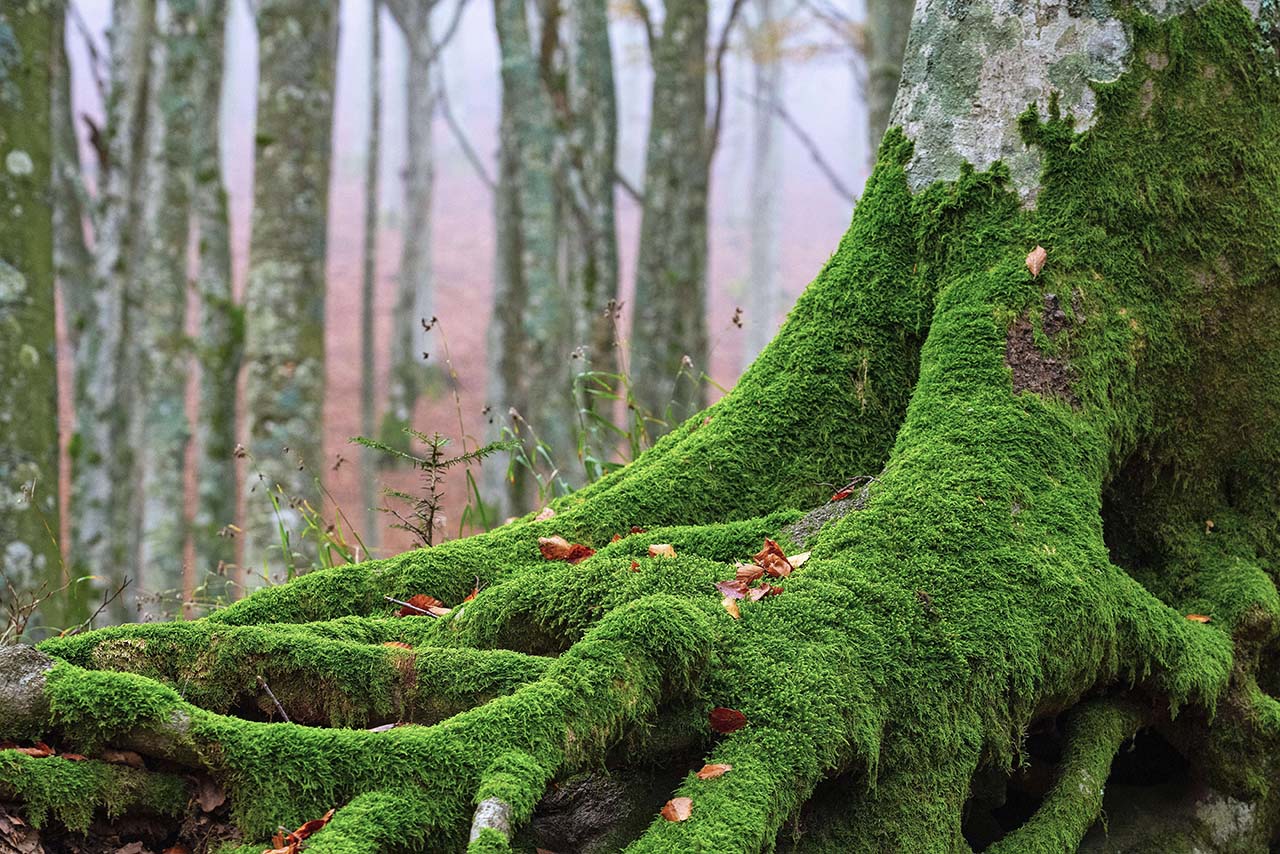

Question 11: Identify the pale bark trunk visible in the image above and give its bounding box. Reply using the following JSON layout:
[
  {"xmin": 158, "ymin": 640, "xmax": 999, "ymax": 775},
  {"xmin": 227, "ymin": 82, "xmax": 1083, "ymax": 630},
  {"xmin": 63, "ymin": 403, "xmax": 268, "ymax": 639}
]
[
  {"xmin": 191, "ymin": 0, "xmax": 238, "ymax": 602},
  {"xmin": 864, "ymin": 0, "xmax": 913, "ymax": 153},
  {"xmin": 384, "ymin": 2, "xmax": 436, "ymax": 455},
  {"xmin": 241, "ymin": 0, "xmax": 339, "ymax": 583},
  {"xmin": 630, "ymin": 0, "xmax": 709, "ymax": 434},
  {"xmin": 72, "ymin": 0, "xmax": 155, "ymax": 620},
  {"xmin": 742, "ymin": 0, "xmax": 782, "ymax": 369},
  {"xmin": 137, "ymin": 0, "xmax": 198, "ymax": 616},
  {"xmin": 0, "ymin": 1, "xmax": 60, "ymax": 613},
  {"xmin": 360, "ymin": 0, "xmax": 383, "ymax": 551}
]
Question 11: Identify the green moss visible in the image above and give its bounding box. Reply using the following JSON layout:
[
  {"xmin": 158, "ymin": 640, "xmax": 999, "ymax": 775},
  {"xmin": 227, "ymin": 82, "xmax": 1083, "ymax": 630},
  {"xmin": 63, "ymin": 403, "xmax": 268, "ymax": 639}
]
[{"xmin": 0, "ymin": 752, "xmax": 187, "ymax": 832}]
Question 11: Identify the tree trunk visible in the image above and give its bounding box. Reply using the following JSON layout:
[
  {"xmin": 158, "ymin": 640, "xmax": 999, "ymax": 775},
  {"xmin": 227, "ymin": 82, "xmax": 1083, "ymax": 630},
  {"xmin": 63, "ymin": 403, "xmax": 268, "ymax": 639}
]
[
  {"xmin": 383, "ymin": 1, "xmax": 437, "ymax": 458},
  {"xmin": 190, "ymin": 0, "xmax": 239, "ymax": 604},
  {"xmin": 0, "ymin": 1, "xmax": 60, "ymax": 612},
  {"xmin": 863, "ymin": 0, "xmax": 912, "ymax": 153},
  {"xmin": 630, "ymin": 0, "xmax": 709, "ymax": 435},
  {"xmin": 71, "ymin": 0, "xmax": 155, "ymax": 622},
  {"xmin": 361, "ymin": 0, "xmax": 383, "ymax": 552},
  {"xmin": 8, "ymin": 1, "xmax": 1280, "ymax": 852},
  {"xmin": 136, "ymin": 0, "xmax": 198, "ymax": 616},
  {"xmin": 241, "ymin": 0, "xmax": 339, "ymax": 584},
  {"xmin": 741, "ymin": 0, "xmax": 783, "ymax": 369}
]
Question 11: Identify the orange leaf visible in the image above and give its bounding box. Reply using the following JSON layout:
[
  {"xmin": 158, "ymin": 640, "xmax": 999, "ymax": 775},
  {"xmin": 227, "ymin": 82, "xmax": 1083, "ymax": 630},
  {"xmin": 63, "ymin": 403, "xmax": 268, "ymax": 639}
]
[
  {"xmin": 734, "ymin": 563, "xmax": 765, "ymax": 583},
  {"xmin": 696, "ymin": 763, "xmax": 732, "ymax": 780},
  {"xmin": 61, "ymin": 753, "xmax": 88, "ymax": 761},
  {"xmin": 382, "ymin": 641, "xmax": 413, "ymax": 650},
  {"xmin": 538, "ymin": 536, "xmax": 596, "ymax": 564},
  {"xmin": 611, "ymin": 533, "xmax": 623, "ymax": 543},
  {"xmin": 749, "ymin": 583, "xmax": 783, "ymax": 601},
  {"xmin": 660, "ymin": 797, "xmax": 693, "ymax": 822},
  {"xmin": 715, "ymin": 579, "xmax": 749, "ymax": 600},
  {"xmin": 630, "ymin": 526, "xmax": 647, "ymax": 534},
  {"xmin": 398, "ymin": 594, "xmax": 446, "ymax": 617},
  {"xmin": 721, "ymin": 597, "xmax": 740, "ymax": 619},
  {"xmin": 629, "ymin": 560, "xmax": 641, "ymax": 572},
  {"xmin": 648, "ymin": 543, "xmax": 676, "ymax": 558},
  {"xmin": 1186, "ymin": 614, "xmax": 1212, "ymax": 623},
  {"xmin": 753, "ymin": 539, "xmax": 793, "ymax": 578},
  {"xmin": 14, "ymin": 742, "xmax": 53, "ymax": 758},
  {"xmin": 830, "ymin": 490, "xmax": 852, "ymax": 501},
  {"xmin": 1026, "ymin": 245, "xmax": 1047, "ymax": 277},
  {"xmin": 709, "ymin": 707, "xmax": 748, "ymax": 734}
]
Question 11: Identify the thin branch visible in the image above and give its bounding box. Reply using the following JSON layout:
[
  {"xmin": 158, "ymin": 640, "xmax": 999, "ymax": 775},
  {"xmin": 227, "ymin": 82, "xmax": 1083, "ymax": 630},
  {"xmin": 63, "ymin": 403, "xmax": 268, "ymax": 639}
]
[
  {"xmin": 735, "ymin": 87, "xmax": 857, "ymax": 205},
  {"xmin": 436, "ymin": 66, "xmax": 496, "ymax": 190},
  {"xmin": 68, "ymin": 1, "xmax": 108, "ymax": 107},
  {"xmin": 256, "ymin": 675, "xmax": 292, "ymax": 723},
  {"xmin": 632, "ymin": 0, "xmax": 656, "ymax": 48},
  {"xmin": 383, "ymin": 594, "xmax": 440, "ymax": 616},
  {"xmin": 614, "ymin": 168, "xmax": 643, "ymax": 204},
  {"xmin": 61, "ymin": 577, "xmax": 133, "ymax": 638},
  {"xmin": 707, "ymin": 0, "xmax": 750, "ymax": 160}
]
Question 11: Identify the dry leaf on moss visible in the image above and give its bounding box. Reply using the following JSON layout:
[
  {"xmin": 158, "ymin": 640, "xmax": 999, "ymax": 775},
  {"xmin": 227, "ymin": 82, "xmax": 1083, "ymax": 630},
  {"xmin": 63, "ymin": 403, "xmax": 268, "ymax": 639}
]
[
  {"xmin": 1186, "ymin": 614, "xmax": 1212, "ymax": 623},
  {"xmin": 753, "ymin": 539, "xmax": 793, "ymax": 578},
  {"xmin": 660, "ymin": 797, "xmax": 693, "ymax": 822},
  {"xmin": 1026, "ymin": 245, "xmax": 1047, "ymax": 277},
  {"xmin": 696, "ymin": 763, "xmax": 732, "ymax": 780},
  {"xmin": 709, "ymin": 707, "xmax": 748, "ymax": 734},
  {"xmin": 735, "ymin": 563, "xmax": 765, "ymax": 583},
  {"xmin": 648, "ymin": 543, "xmax": 676, "ymax": 558},
  {"xmin": 538, "ymin": 536, "xmax": 596, "ymax": 564},
  {"xmin": 398, "ymin": 594, "xmax": 450, "ymax": 617},
  {"xmin": 535, "ymin": 506, "xmax": 556, "ymax": 521},
  {"xmin": 721, "ymin": 597, "xmax": 741, "ymax": 619},
  {"xmin": 715, "ymin": 580, "xmax": 749, "ymax": 600}
]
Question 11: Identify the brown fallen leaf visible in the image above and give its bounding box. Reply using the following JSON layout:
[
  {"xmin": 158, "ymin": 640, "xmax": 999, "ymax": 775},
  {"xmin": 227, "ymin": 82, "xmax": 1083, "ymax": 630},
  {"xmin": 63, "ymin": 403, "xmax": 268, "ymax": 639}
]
[
  {"xmin": 610, "ymin": 533, "xmax": 623, "ymax": 543},
  {"xmin": 696, "ymin": 763, "xmax": 732, "ymax": 780},
  {"xmin": 398, "ymin": 594, "xmax": 447, "ymax": 617},
  {"xmin": 538, "ymin": 536, "xmax": 596, "ymax": 564},
  {"xmin": 749, "ymin": 583, "xmax": 783, "ymax": 601},
  {"xmin": 788, "ymin": 551, "xmax": 811, "ymax": 569},
  {"xmin": 61, "ymin": 753, "xmax": 88, "ymax": 761},
  {"xmin": 195, "ymin": 777, "xmax": 227, "ymax": 813},
  {"xmin": 753, "ymin": 539, "xmax": 793, "ymax": 578},
  {"xmin": 101, "ymin": 749, "xmax": 145, "ymax": 769},
  {"xmin": 715, "ymin": 579, "xmax": 749, "ymax": 600},
  {"xmin": 294, "ymin": 808, "xmax": 336, "ymax": 839},
  {"xmin": 721, "ymin": 597, "xmax": 741, "ymax": 619},
  {"xmin": 12, "ymin": 742, "xmax": 53, "ymax": 758},
  {"xmin": 1186, "ymin": 614, "xmax": 1212, "ymax": 623},
  {"xmin": 629, "ymin": 560, "xmax": 641, "ymax": 572},
  {"xmin": 535, "ymin": 506, "xmax": 556, "ymax": 521},
  {"xmin": 660, "ymin": 797, "xmax": 693, "ymax": 822},
  {"xmin": 630, "ymin": 526, "xmax": 648, "ymax": 534},
  {"xmin": 734, "ymin": 563, "xmax": 765, "ymax": 583},
  {"xmin": 1026, "ymin": 245, "xmax": 1047, "ymax": 277},
  {"xmin": 709, "ymin": 707, "xmax": 748, "ymax": 734},
  {"xmin": 382, "ymin": 641, "xmax": 413, "ymax": 650},
  {"xmin": 648, "ymin": 543, "xmax": 677, "ymax": 558}
]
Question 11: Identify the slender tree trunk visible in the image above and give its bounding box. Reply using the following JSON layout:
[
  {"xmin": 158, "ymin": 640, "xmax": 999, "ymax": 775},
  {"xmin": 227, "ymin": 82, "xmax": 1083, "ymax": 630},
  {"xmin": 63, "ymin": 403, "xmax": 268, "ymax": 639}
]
[
  {"xmin": 630, "ymin": 0, "xmax": 709, "ymax": 434},
  {"xmin": 241, "ymin": 0, "xmax": 339, "ymax": 583},
  {"xmin": 72, "ymin": 0, "xmax": 154, "ymax": 620},
  {"xmin": 485, "ymin": 0, "xmax": 575, "ymax": 513},
  {"xmin": 0, "ymin": 1, "xmax": 60, "ymax": 611},
  {"xmin": 361, "ymin": 0, "xmax": 383, "ymax": 552},
  {"xmin": 136, "ymin": 0, "xmax": 198, "ymax": 616},
  {"xmin": 864, "ymin": 0, "xmax": 912, "ymax": 153},
  {"xmin": 191, "ymin": 0, "xmax": 239, "ymax": 603},
  {"xmin": 383, "ymin": 2, "xmax": 436, "ymax": 457},
  {"xmin": 562, "ymin": 0, "xmax": 620, "ymax": 478},
  {"xmin": 741, "ymin": 0, "xmax": 782, "ymax": 369}
]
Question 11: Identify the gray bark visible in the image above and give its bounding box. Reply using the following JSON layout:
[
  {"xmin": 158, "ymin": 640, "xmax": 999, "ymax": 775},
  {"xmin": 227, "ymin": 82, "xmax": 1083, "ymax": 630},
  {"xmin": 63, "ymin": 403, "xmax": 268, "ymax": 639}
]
[
  {"xmin": 864, "ymin": 0, "xmax": 913, "ymax": 153},
  {"xmin": 383, "ymin": 1, "xmax": 437, "ymax": 459},
  {"xmin": 137, "ymin": 0, "xmax": 199, "ymax": 615},
  {"xmin": 361, "ymin": 0, "xmax": 383, "ymax": 551},
  {"xmin": 72, "ymin": 0, "xmax": 155, "ymax": 621},
  {"xmin": 0, "ymin": 0, "xmax": 60, "ymax": 615},
  {"xmin": 241, "ymin": 0, "xmax": 339, "ymax": 583},
  {"xmin": 741, "ymin": 0, "xmax": 783, "ymax": 369},
  {"xmin": 630, "ymin": 0, "xmax": 710, "ymax": 434},
  {"xmin": 191, "ymin": 0, "xmax": 239, "ymax": 603}
]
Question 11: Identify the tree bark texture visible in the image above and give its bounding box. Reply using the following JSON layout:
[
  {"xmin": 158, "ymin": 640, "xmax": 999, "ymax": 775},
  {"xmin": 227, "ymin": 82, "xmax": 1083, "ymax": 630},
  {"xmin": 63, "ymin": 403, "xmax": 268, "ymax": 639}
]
[{"xmin": 361, "ymin": 0, "xmax": 383, "ymax": 551}]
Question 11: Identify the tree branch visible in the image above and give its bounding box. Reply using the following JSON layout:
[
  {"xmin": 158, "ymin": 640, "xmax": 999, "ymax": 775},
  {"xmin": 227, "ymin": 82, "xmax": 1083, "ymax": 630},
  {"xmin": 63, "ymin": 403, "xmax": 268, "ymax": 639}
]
[
  {"xmin": 436, "ymin": 66, "xmax": 496, "ymax": 190},
  {"xmin": 707, "ymin": 0, "xmax": 749, "ymax": 161},
  {"xmin": 735, "ymin": 87, "xmax": 857, "ymax": 205}
]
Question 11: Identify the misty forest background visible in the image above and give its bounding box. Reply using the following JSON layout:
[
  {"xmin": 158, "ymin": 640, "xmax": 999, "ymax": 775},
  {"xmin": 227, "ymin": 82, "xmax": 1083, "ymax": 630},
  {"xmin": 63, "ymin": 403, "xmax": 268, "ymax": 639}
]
[{"xmin": 5, "ymin": 0, "xmax": 912, "ymax": 630}]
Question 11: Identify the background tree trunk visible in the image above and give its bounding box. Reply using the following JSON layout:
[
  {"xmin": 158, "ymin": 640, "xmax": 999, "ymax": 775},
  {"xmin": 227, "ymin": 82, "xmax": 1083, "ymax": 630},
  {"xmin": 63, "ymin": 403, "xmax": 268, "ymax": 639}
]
[
  {"xmin": 241, "ymin": 0, "xmax": 339, "ymax": 583},
  {"xmin": 360, "ymin": 0, "xmax": 383, "ymax": 552},
  {"xmin": 0, "ymin": 1, "xmax": 60, "ymax": 614},
  {"xmin": 630, "ymin": 0, "xmax": 710, "ymax": 435},
  {"xmin": 136, "ymin": 0, "xmax": 198, "ymax": 616},
  {"xmin": 863, "ymin": 0, "xmax": 912, "ymax": 152},
  {"xmin": 191, "ymin": 0, "xmax": 239, "ymax": 604}
]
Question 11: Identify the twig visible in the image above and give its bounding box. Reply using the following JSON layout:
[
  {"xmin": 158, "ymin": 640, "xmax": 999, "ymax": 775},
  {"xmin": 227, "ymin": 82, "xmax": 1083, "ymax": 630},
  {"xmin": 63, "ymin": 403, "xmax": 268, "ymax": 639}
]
[
  {"xmin": 256, "ymin": 675, "xmax": 292, "ymax": 723},
  {"xmin": 383, "ymin": 594, "xmax": 439, "ymax": 616},
  {"xmin": 436, "ymin": 66, "xmax": 496, "ymax": 190},
  {"xmin": 61, "ymin": 576, "xmax": 132, "ymax": 638},
  {"xmin": 707, "ymin": 0, "xmax": 750, "ymax": 160},
  {"xmin": 614, "ymin": 168, "xmax": 643, "ymax": 204},
  {"xmin": 735, "ymin": 87, "xmax": 858, "ymax": 205}
]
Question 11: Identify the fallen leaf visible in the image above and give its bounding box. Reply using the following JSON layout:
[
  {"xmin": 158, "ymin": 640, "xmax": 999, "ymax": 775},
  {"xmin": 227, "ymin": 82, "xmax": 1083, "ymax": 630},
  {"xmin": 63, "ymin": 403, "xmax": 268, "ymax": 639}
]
[
  {"xmin": 721, "ymin": 597, "xmax": 740, "ymax": 619},
  {"xmin": 714, "ymin": 579, "xmax": 749, "ymax": 600},
  {"xmin": 61, "ymin": 753, "xmax": 88, "ymax": 761},
  {"xmin": 734, "ymin": 563, "xmax": 765, "ymax": 583},
  {"xmin": 696, "ymin": 763, "xmax": 732, "ymax": 780},
  {"xmin": 382, "ymin": 641, "xmax": 413, "ymax": 650},
  {"xmin": 195, "ymin": 777, "xmax": 227, "ymax": 812},
  {"xmin": 1186, "ymin": 614, "xmax": 1212, "ymax": 623},
  {"xmin": 367, "ymin": 722, "xmax": 399, "ymax": 733},
  {"xmin": 13, "ymin": 742, "xmax": 53, "ymax": 758},
  {"xmin": 748, "ymin": 584, "xmax": 783, "ymax": 601},
  {"xmin": 294, "ymin": 808, "xmax": 336, "ymax": 839},
  {"xmin": 610, "ymin": 533, "xmax": 623, "ymax": 543},
  {"xmin": 754, "ymin": 539, "xmax": 793, "ymax": 578},
  {"xmin": 101, "ymin": 749, "xmax": 144, "ymax": 768},
  {"xmin": 830, "ymin": 490, "xmax": 851, "ymax": 501},
  {"xmin": 660, "ymin": 797, "xmax": 693, "ymax": 822},
  {"xmin": 115, "ymin": 843, "xmax": 145, "ymax": 854},
  {"xmin": 788, "ymin": 551, "xmax": 811, "ymax": 569},
  {"xmin": 538, "ymin": 536, "xmax": 596, "ymax": 564},
  {"xmin": 535, "ymin": 506, "xmax": 556, "ymax": 521},
  {"xmin": 709, "ymin": 707, "xmax": 748, "ymax": 734},
  {"xmin": 398, "ymin": 594, "xmax": 446, "ymax": 617},
  {"xmin": 1026, "ymin": 245, "xmax": 1047, "ymax": 277},
  {"xmin": 630, "ymin": 526, "xmax": 647, "ymax": 534},
  {"xmin": 629, "ymin": 560, "xmax": 641, "ymax": 572},
  {"xmin": 648, "ymin": 543, "xmax": 676, "ymax": 558}
]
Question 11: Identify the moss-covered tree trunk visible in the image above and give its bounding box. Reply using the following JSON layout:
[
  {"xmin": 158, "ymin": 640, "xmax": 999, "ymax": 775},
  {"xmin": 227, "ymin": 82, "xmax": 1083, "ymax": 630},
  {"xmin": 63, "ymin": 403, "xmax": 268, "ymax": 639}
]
[
  {"xmin": 0, "ymin": 1, "xmax": 59, "ymax": 611},
  {"xmin": 6, "ymin": 0, "xmax": 1280, "ymax": 852},
  {"xmin": 241, "ymin": 0, "xmax": 339, "ymax": 583}
]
